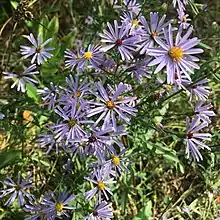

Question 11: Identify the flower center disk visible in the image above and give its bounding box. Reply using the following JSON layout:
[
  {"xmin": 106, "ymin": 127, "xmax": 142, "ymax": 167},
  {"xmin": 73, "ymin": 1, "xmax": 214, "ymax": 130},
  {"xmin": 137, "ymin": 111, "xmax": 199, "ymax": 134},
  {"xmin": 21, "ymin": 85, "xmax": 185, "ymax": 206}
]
[
  {"xmin": 68, "ymin": 119, "xmax": 77, "ymax": 127},
  {"xmin": 115, "ymin": 39, "xmax": 123, "ymax": 46},
  {"xmin": 97, "ymin": 181, "xmax": 105, "ymax": 190},
  {"xmin": 169, "ymin": 46, "xmax": 183, "ymax": 62},
  {"xmin": 55, "ymin": 203, "xmax": 64, "ymax": 211},
  {"xmin": 112, "ymin": 156, "xmax": 120, "ymax": 166},
  {"xmin": 84, "ymin": 51, "xmax": 93, "ymax": 59},
  {"xmin": 106, "ymin": 100, "xmax": 115, "ymax": 109}
]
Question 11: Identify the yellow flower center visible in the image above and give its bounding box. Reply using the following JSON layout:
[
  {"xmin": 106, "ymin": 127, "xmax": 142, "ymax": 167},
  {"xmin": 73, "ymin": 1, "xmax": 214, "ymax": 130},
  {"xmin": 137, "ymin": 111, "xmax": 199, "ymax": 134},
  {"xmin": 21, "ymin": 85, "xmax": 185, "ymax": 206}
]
[
  {"xmin": 131, "ymin": 19, "xmax": 139, "ymax": 27},
  {"xmin": 68, "ymin": 119, "xmax": 77, "ymax": 127},
  {"xmin": 169, "ymin": 46, "xmax": 183, "ymax": 62},
  {"xmin": 75, "ymin": 90, "xmax": 81, "ymax": 97},
  {"xmin": 97, "ymin": 181, "xmax": 105, "ymax": 190},
  {"xmin": 164, "ymin": 84, "xmax": 172, "ymax": 90},
  {"xmin": 84, "ymin": 51, "xmax": 93, "ymax": 59},
  {"xmin": 55, "ymin": 203, "xmax": 64, "ymax": 211},
  {"xmin": 106, "ymin": 100, "xmax": 115, "ymax": 109},
  {"xmin": 112, "ymin": 156, "xmax": 120, "ymax": 166}
]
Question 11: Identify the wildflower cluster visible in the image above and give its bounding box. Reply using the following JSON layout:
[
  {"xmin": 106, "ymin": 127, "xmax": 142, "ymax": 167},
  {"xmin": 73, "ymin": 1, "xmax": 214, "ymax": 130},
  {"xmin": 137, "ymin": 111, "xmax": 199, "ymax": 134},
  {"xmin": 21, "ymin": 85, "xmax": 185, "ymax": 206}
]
[{"xmin": 0, "ymin": 0, "xmax": 216, "ymax": 219}]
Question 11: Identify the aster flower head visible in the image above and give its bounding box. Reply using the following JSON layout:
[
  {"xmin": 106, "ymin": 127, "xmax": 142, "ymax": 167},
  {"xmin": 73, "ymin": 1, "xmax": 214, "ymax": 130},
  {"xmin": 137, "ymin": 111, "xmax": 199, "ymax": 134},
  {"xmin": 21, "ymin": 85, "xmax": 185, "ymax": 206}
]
[
  {"xmin": 60, "ymin": 75, "xmax": 91, "ymax": 100},
  {"xmin": 84, "ymin": 168, "xmax": 116, "ymax": 203},
  {"xmin": 123, "ymin": 0, "xmax": 141, "ymax": 15},
  {"xmin": 38, "ymin": 82, "xmax": 59, "ymax": 110},
  {"xmin": 99, "ymin": 20, "xmax": 140, "ymax": 61},
  {"xmin": 3, "ymin": 64, "xmax": 39, "ymax": 93},
  {"xmin": 0, "ymin": 172, "xmax": 34, "ymax": 207},
  {"xmin": 186, "ymin": 79, "xmax": 210, "ymax": 101},
  {"xmin": 84, "ymin": 201, "xmax": 113, "ymax": 220},
  {"xmin": 20, "ymin": 33, "xmax": 55, "ymax": 65},
  {"xmin": 41, "ymin": 190, "xmax": 75, "ymax": 219},
  {"xmin": 51, "ymin": 103, "xmax": 93, "ymax": 144},
  {"xmin": 177, "ymin": 9, "xmax": 191, "ymax": 29},
  {"xmin": 186, "ymin": 116, "xmax": 211, "ymax": 162},
  {"xmin": 120, "ymin": 12, "xmax": 143, "ymax": 35},
  {"xmin": 137, "ymin": 13, "xmax": 172, "ymax": 54},
  {"xmin": 173, "ymin": 0, "xmax": 188, "ymax": 11},
  {"xmin": 148, "ymin": 25, "xmax": 203, "ymax": 84},
  {"xmin": 87, "ymin": 82, "xmax": 137, "ymax": 131},
  {"xmin": 195, "ymin": 101, "xmax": 215, "ymax": 124},
  {"xmin": 38, "ymin": 129, "xmax": 63, "ymax": 154},
  {"xmin": 105, "ymin": 148, "xmax": 130, "ymax": 176},
  {"xmin": 64, "ymin": 49, "xmax": 83, "ymax": 71}
]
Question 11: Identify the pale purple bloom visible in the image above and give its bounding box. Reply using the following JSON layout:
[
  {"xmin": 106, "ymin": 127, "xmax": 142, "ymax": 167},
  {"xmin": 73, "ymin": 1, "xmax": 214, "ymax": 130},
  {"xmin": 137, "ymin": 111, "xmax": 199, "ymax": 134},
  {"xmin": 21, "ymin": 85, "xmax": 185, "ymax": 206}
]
[
  {"xmin": 24, "ymin": 198, "xmax": 48, "ymax": 220},
  {"xmin": 0, "ymin": 113, "xmax": 5, "ymax": 119},
  {"xmin": 20, "ymin": 33, "xmax": 55, "ymax": 65},
  {"xmin": 84, "ymin": 201, "xmax": 113, "ymax": 220},
  {"xmin": 123, "ymin": 0, "xmax": 141, "ymax": 15},
  {"xmin": 187, "ymin": 79, "xmax": 210, "ymax": 101},
  {"xmin": 186, "ymin": 116, "xmax": 211, "ymax": 162},
  {"xmin": 41, "ymin": 191, "xmax": 75, "ymax": 219},
  {"xmin": 137, "ymin": 13, "xmax": 172, "ymax": 54},
  {"xmin": 38, "ymin": 130, "xmax": 63, "ymax": 154},
  {"xmin": 99, "ymin": 20, "xmax": 140, "ymax": 61},
  {"xmin": 120, "ymin": 12, "xmax": 143, "ymax": 35},
  {"xmin": 177, "ymin": 9, "xmax": 191, "ymax": 29},
  {"xmin": 38, "ymin": 82, "xmax": 59, "ymax": 110},
  {"xmin": 173, "ymin": 0, "xmax": 188, "ymax": 11},
  {"xmin": 84, "ymin": 168, "xmax": 116, "ymax": 203},
  {"xmin": 51, "ymin": 103, "xmax": 93, "ymax": 144},
  {"xmin": 64, "ymin": 49, "xmax": 83, "ymax": 71},
  {"xmin": 95, "ymin": 57, "xmax": 117, "ymax": 75},
  {"xmin": 195, "ymin": 101, "xmax": 215, "ymax": 124},
  {"xmin": 182, "ymin": 206, "xmax": 191, "ymax": 214},
  {"xmin": 105, "ymin": 148, "xmax": 130, "ymax": 176},
  {"xmin": 0, "ymin": 172, "xmax": 34, "ymax": 207},
  {"xmin": 3, "ymin": 64, "xmax": 39, "ymax": 93},
  {"xmin": 126, "ymin": 58, "xmax": 152, "ymax": 82},
  {"xmin": 148, "ymin": 25, "xmax": 203, "ymax": 84},
  {"xmin": 60, "ymin": 75, "xmax": 91, "ymax": 100},
  {"xmin": 87, "ymin": 82, "xmax": 137, "ymax": 131}
]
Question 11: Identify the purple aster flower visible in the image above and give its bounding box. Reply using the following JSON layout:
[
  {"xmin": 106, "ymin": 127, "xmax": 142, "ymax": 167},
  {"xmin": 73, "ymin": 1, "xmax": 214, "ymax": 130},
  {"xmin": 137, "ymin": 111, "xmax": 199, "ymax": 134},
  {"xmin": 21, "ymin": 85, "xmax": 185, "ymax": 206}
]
[
  {"xmin": 126, "ymin": 58, "xmax": 152, "ymax": 82},
  {"xmin": 38, "ymin": 129, "xmax": 63, "ymax": 154},
  {"xmin": 38, "ymin": 82, "xmax": 59, "ymax": 110},
  {"xmin": 78, "ymin": 44, "xmax": 103, "ymax": 69},
  {"xmin": 51, "ymin": 102, "xmax": 93, "ymax": 144},
  {"xmin": 84, "ymin": 168, "xmax": 116, "ymax": 203},
  {"xmin": 186, "ymin": 79, "xmax": 210, "ymax": 101},
  {"xmin": 148, "ymin": 25, "xmax": 203, "ymax": 84},
  {"xmin": 84, "ymin": 201, "xmax": 113, "ymax": 220},
  {"xmin": 195, "ymin": 101, "xmax": 215, "ymax": 124},
  {"xmin": 0, "ymin": 172, "xmax": 34, "ymax": 207},
  {"xmin": 177, "ymin": 9, "xmax": 191, "ymax": 29},
  {"xmin": 137, "ymin": 13, "xmax": 172, "ymax": 54},
  {"xmin": 20, "ymin": 33, "xmax": 55, "ymax": 65},
  {"xmin": 87, "ymin": 82, "xmax": 137, "ymax": 131},
  {"xmin": 60, "ymin": 75, "xmax": 91, "ymax": 100},
  {"xmin": 64, "ymin": 49, "xmax": 83, "ymax": 71},
  {"xmin": 123, "ymin": 0, "xmax": 141, "ymax": 15},
  {"xmin": 94, "ymin": 57, "xmax": 117, "ymax": 75},
  {"xmin": 3, "ymin": 64, "xmax": 39, "ymax": 93},
  {"xmin": 186, "ymin": 116, "xmax": 211, "ymax": 162},
  {"xmin": 173, "ymin": 0, "xmax": 188, "ymax": 10},
  {"xmin": 24, "ymin": 198, "xmax": 48, "ymax": 220},
  {"xmin": 41, "ymin": 190, "xmax": 75, "ymax": 219},
  {"xmin": 120, "ymin": 12, "xmax": 143, "ymax": 35},
  {"xmin": 99, "ymin": 20, "xmax": 140, "ymax": 61},
  {"xmin": 105, "ymin": 148, "xmax": 130, "ymax": 176}
]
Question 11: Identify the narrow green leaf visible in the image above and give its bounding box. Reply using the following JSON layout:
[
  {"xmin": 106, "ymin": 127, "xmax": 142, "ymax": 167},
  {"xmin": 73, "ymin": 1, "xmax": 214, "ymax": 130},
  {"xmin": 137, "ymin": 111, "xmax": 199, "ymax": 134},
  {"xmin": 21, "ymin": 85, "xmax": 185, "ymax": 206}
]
[{"xmin": 0, "ymin": 150, "xmax": 22, "ymax": 169}]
